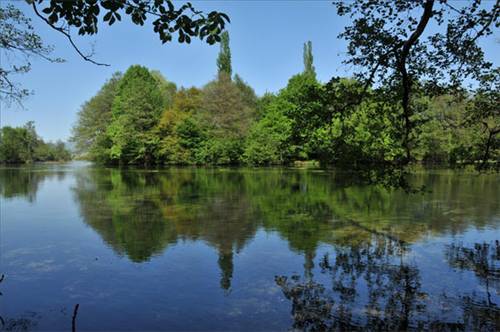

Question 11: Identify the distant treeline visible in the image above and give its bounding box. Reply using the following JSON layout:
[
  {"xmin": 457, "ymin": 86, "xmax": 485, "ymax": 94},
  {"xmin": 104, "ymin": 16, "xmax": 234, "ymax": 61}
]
[
  {"xmin": 69, "ymin": 33, "xmax": 497, "ymax": 167},
  {"xmin": 0, "ymin": 121, "xmax": 71, "ymax": 164}
]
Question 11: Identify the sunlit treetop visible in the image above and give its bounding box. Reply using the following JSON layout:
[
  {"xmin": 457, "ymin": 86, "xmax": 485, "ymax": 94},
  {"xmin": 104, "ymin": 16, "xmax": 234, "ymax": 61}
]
[
  {"xmin": 303, "ymin": 41, "xmax": 315, "ymax": 78},
  {"xmin": 216, "ymin": 31, "xmax": 232, "ymax": 78}
]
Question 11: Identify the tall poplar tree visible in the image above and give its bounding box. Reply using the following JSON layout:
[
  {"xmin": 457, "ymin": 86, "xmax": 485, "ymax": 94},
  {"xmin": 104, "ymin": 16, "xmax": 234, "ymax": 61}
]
[
  {"xmin": 303, "ymin": 41, "xmax": 316, "ymax": 77},
  {"xmin": 216, "ymin": 31, "xmax": 232, "ymax": 78}
]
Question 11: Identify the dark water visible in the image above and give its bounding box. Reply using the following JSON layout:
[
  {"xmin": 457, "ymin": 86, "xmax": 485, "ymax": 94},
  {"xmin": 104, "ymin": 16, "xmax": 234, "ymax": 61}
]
[{"xmin": 0, "ymin": 163, "xmax": 499, "ymax": 331}]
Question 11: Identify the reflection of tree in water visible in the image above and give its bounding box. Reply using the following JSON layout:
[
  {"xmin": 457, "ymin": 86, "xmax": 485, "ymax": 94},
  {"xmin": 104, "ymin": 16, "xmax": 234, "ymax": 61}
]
[
  {"xmin": 446, "ymin": 241, "xmax": 500, "ymax": 331},
  {"xmin": 460, "ymin": 295, "xmax": 500, "ymax": 332},
  {"xmin": 446, "ymin": 241, "xmax": 500, "ymax": 303},
  {"xmin": 276, "ymin": 235, "xmax": 427, "ymax": 331},
  {"xmin": 4, "ymin": 166, "xmax": 500, "ymax": 300},
  {"xmin": 276, "ymin": 238, "xmax": 500, "ymax": 331},
  {"xmin": 180, "ymin": 171, "xmax": 255, "ymax": 291},
  {"xmin": 3, "ymin": 166, "xmax": 500, "ymax": 327},
  {"xmin": 0, "ymin": 275, "xmax": 40, "ymax": 332},
  {"xmin": 252, "ymin": 169, "xmax": 500, "ymax": 249},
  {"xmin": 275, "ymin": 275, "xmax": 334, "ymax": 331},
  {"xmin": 71, "ymin": 168, "xmax": 500, "ymax": 296},
  {"xmin": 0, "ymin": 168, "xmax": 66, "ymax": 203},
  {"xmin": 72, "ymin": 169, "xmax": 258, "ymax": 290},
  {"xmin": 72, "ymin": 170, "xmax": 180, "ymax": 262},
  {"xmin": 0, "ymin": 312, "xmax": 40, "ymax": 332}
]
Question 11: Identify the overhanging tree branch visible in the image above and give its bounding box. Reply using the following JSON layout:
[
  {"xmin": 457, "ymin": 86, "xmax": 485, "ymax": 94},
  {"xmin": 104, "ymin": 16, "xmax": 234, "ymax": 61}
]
[{"xmin": 31, "ymin": 3, "xmax": 110, "ymax": 66}]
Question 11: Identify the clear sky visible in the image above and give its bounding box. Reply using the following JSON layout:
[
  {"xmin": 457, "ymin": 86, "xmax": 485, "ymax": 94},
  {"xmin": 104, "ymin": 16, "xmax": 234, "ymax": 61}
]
[{"xmin": 1, "ymin": 0, "xmax": 498, "ymax": 142}]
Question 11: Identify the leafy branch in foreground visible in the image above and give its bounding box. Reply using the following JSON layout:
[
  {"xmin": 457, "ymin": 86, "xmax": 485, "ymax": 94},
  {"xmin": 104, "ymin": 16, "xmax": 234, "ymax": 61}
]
[
  {"xmin": 29, "ymin": 0, "xmax": 230, "ymax": 66},
  {"xmin": 0, "ymin": 1, "xmax": 229, "ymax": 106}
]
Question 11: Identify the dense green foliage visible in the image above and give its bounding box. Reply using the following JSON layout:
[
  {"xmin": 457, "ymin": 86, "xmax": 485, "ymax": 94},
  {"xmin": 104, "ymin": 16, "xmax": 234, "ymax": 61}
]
[
  {"xmin": 107, "ymin": 65, "xmax": 166, "ymax": 165},
  {"xmin": 334, "ymin": 0, "xmax": 499, "ymax": 163},
  {"xmin": 72, "ymin": 72, "xmax": 122, "ymax": 161},
  {"xmin": 0, "ymin": 122, "xmax": 71, "ymax": 163},
  {"xmin": 71, "ymin": 34, "xmax": 498, "ymax": 167}
]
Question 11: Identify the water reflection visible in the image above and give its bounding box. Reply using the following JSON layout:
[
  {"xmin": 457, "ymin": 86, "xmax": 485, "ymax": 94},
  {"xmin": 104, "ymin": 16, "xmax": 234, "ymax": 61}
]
[
  {"xmin": 446, "ymin": 241, "xmax": 500, "ymax": 307},
  {"xmin": 278, "ymin": 227, "xmax": 419, "ymax": 331},
  {"xmin": 0, "ymin": 313, "xmax": 40, "ymax": 332},
  {"xmin": 0, "ymin": 165, "xmax": 499, "ymax": 330},
  {"xmin": 0, "ymin": 274, "xmax": 40, "ymax": 332},
  {"xmin": 276, "ymin": 238, "xmax": 500, "ymax": 330},
  {"xmin": 0, "ymin": 167, "xmax": 66, "ymax": 203},
  {"xmin": 71, "ymin": 169, "xmax": 258, "ymax": 290}
]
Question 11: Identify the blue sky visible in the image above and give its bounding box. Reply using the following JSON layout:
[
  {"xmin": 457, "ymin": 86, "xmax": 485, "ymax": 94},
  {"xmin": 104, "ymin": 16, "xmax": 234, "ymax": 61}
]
[{"xmin": 1, "ymin": 1, "xmax": 498, "ymax": 142}]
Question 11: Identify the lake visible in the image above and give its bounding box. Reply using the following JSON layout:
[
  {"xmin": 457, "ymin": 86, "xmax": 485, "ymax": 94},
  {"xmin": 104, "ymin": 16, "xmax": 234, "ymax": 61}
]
[{"xmin": 0, "ymin": 163, "xmax": 499, "ymax": 331}]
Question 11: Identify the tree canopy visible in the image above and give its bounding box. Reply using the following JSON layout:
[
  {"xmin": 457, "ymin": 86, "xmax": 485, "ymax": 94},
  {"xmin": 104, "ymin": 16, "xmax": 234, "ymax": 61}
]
[
  {"xmin": 335, "ymin": 0, "xmax": 499, "ymax": 163},
  {"xmin": 107, "ymin": 65, "xmax": 165, "ymax": 164},
  {"xmin": 5, "ymin": 2, "xmax": 498, "ymax": 169},
  {"xmin": 70, "ymin": 37, "xmax": 499, "ymax": 168},
  {"xmin": 0, "ymin": 121, "xmax": 71, "ymax": 163}
]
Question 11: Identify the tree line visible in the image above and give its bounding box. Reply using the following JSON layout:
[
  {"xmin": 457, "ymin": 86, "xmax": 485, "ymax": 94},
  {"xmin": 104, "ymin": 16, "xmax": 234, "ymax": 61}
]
[
  {"xmin": 0, "ymin": 121, "xmax": 71, "ymax": 163},
  {"xmin": 2, "ymin": 1, "xmax": 497, "ymax": 168},
  {"xmin": 70, "ymin": 32, "xmax": 498, "ymax": 167}
]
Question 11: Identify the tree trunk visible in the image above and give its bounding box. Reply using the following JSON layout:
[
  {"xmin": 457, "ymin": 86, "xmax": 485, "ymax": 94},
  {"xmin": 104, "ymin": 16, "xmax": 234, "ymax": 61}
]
[{"xmin": 397, "ymin": 0, "xmax": 435, "ymax": 164}]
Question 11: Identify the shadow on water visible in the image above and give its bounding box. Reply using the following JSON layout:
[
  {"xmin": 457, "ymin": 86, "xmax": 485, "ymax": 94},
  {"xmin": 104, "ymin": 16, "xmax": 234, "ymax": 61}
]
[{"xmin": 0, "ymin": 165, "xmax": 499, "ymax": 330}]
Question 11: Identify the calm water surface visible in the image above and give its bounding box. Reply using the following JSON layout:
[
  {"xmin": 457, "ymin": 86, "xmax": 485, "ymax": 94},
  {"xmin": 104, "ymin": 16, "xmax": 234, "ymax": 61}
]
[{"xmin": 0, "ymin": 163, "xmax": 499, "ymax": 331}]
